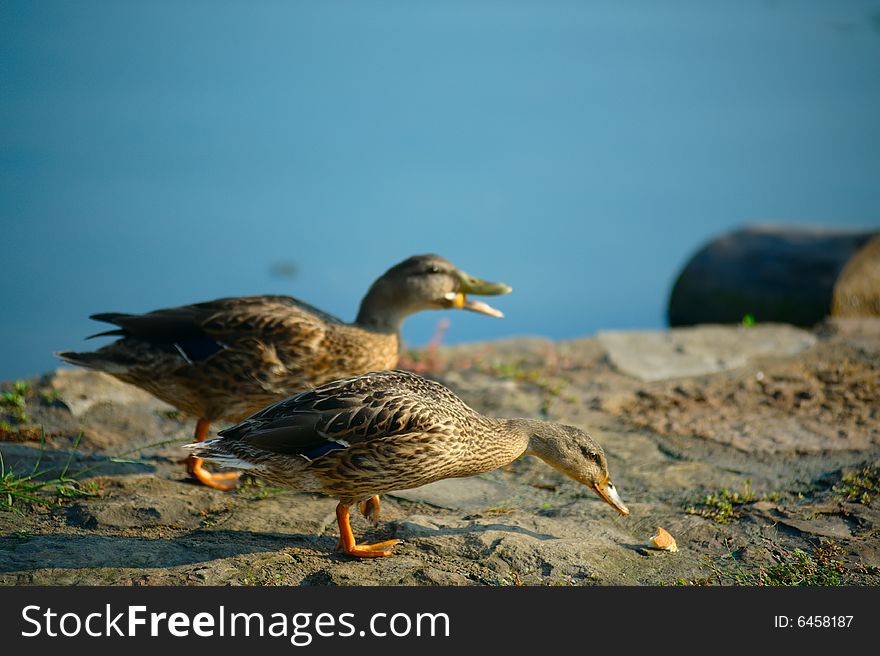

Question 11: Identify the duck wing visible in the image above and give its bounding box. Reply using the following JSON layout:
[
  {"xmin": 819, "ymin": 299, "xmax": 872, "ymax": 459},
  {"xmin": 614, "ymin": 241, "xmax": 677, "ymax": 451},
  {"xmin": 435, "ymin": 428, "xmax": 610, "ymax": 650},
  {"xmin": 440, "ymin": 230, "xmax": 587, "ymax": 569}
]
[
  {"xmin": 216, "ymin": 370, "xmax": 466, "ymax": 460},
  {"xmin": 86, "ymin": 295, "xmax": 343, "ymax": 363}
]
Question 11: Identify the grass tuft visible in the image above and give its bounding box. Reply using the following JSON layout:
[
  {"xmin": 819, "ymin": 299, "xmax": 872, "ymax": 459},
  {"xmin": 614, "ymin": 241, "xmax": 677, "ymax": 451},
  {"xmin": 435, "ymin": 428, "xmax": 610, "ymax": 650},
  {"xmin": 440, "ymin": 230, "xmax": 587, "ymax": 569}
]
[
  {"xmin": 0, "ymin": 431, "xmax": 178, "ymax": 513},
  {"xmin": 0, "ymin": 431, "xmax": 98, "ymax": 511},
  {"xmin": 670, "ymin": 539, "xmax": 855, "ymax": 587},
  {"xmin": 833, "ymin": 465, "xmax": 879, "ymax": 506},
  {"xmin": 685, "ymin": 479, "xmax": 760, "ymax": 524},
  {"xmin": 1, "ymin": 381, "xmax": 31, "ymax": 425}
]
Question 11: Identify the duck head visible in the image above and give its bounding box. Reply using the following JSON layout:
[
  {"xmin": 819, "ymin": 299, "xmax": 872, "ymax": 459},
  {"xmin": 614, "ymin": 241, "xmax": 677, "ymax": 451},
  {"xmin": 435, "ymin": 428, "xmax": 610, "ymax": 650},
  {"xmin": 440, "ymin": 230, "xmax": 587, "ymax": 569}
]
[
  {"xmin": 356, "ymin": 254, "xmax": 512, "ymax": 330},
  {"xmin": 525, "ymin": 422, "xmax": 630, "ymax": 515}
]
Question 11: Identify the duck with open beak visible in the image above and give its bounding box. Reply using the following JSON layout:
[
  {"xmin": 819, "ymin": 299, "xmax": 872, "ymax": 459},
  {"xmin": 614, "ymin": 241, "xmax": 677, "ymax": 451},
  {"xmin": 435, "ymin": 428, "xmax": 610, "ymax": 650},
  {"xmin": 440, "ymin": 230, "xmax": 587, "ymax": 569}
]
[{"xmin": 441, "ymin": 269, "xmax": 512, "ymax": 318}]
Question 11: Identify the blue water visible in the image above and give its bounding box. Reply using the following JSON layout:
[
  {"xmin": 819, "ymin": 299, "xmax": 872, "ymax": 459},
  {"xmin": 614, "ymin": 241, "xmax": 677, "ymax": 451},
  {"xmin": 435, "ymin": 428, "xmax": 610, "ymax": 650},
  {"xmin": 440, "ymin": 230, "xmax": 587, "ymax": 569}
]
[{"xmin": 2, "ymin": 0, "xmax": 879, "ymax": 380}]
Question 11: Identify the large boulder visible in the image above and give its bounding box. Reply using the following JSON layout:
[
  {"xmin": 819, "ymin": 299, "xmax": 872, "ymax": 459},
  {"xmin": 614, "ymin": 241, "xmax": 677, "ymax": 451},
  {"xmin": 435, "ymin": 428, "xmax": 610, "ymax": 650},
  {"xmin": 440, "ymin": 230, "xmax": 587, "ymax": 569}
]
[
  {"xmin": 832, "ymin": 234, "xmax": 880, "ymax": 318},
  {"xmin": 668, "ymin": 225, "xmax": 878, "ymax": 327}
]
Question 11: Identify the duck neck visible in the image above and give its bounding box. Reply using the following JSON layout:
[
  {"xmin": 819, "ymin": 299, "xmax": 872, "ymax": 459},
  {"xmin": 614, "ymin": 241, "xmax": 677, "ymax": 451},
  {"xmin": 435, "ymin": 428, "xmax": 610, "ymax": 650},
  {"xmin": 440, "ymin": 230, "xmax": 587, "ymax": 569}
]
[
  {"xmin": 496, "ymin": 417, "xmax": 543, "ymax": 460},
  {"xmin": 500, "ymin": 417, "xmax": 565, "ymax": 461},
  {"xmin": 355, "ymin": 287, "xmax": 414, "ymax": 335},
  {"xmin": 444, "ymin": 416, "xmax": 533, "ymax": 478}
]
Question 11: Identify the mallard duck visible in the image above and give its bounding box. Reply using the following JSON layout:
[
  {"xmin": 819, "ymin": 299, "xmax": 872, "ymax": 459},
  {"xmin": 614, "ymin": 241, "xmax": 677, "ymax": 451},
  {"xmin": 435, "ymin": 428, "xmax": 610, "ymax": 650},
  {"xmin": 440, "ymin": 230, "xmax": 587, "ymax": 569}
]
[
  {"xmin": 187, "ymin": 369, "xmax": 630, "ymax": 558},
  {"xmin": 57, "ymin": 255, "xmax": 511, "ymax": 492}
]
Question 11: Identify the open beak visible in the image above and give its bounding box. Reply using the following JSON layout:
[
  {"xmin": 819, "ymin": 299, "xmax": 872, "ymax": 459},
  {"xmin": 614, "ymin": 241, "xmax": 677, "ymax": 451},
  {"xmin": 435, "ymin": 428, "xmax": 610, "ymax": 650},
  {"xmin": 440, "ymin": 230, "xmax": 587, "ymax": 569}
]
[
  {"xmin": 443, "ymin": 270, "xmax": 512, "ymax": 318},
  {"xmin": 594, "ymin": 478, "xmax": 630, "ymax": 516}
]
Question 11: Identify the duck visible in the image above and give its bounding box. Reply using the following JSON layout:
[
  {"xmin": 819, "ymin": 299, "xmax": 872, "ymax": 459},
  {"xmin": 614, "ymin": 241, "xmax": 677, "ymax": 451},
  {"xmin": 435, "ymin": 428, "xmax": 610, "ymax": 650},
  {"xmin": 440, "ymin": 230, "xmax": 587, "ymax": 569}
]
[
  {"xmin": 57, "ymin": 255, "xmax": 511, "ymax": 493},
  {"xmin": 187, "ymin": 369, "xmax": 630, "ymax": 558}
]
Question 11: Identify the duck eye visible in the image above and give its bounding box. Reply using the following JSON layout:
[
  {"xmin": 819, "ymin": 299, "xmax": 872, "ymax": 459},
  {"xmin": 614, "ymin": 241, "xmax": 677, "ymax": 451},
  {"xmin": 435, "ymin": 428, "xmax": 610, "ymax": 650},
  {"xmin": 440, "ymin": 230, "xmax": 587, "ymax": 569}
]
[{"xmin": 424, "ymin": 265, "xmax": 442, "ymax": 275}]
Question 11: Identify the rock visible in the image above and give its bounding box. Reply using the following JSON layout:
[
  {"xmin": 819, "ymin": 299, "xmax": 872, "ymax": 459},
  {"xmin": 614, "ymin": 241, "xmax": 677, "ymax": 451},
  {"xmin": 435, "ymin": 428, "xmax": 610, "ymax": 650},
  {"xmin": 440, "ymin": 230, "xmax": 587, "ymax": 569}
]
[
  {"xmin": 668, "ymin": 225, "xmax": 878, "ymax": 327},
  {"xmin": 46, "ymin": 369, "xmax": 175, "ymax": 417},
  {"xmin": 389, "ymin": 477, "xmax": 514, "ymax": 510},
  {"xmin": 832, "ymin": 234, "xmax": 880, "ymax": 318},
  {"xmin": 774, "ymin": 516, "xmax": 853, "ymax": 540},
  {"xmin": 596, "ymin": 324, "xmax": 816, "ymax": 381},
  {"xmin": 437, "ymin": 370, "xmax": 544, "ymax": 417},
  {"xmin": 64, "ymin": 475, "xmax": 228, "ymax": 530}
]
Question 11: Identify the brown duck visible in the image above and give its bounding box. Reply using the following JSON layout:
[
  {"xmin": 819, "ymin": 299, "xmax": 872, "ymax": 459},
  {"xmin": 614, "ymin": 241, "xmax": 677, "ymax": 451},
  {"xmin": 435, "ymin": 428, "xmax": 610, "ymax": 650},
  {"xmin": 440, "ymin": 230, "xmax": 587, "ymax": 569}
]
[
  {"xmin": 57, "ymin": 255, "xmax": 511, "ymax": 493},
  {"xmin": 188, "ymin": 370, "xmax": 630, "ymax": 558}
]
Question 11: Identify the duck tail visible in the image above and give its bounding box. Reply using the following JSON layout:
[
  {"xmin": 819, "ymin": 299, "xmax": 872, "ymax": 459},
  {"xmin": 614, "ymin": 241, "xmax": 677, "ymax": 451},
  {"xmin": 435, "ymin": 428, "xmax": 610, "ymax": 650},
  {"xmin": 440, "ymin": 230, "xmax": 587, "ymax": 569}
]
[
  {"xmin": 54, "ymin": 350, "xmax": 131, "ymax": 374},
  {"xmin": 183, "ymin": 439, "xmax": 261, "ymax": 471}
]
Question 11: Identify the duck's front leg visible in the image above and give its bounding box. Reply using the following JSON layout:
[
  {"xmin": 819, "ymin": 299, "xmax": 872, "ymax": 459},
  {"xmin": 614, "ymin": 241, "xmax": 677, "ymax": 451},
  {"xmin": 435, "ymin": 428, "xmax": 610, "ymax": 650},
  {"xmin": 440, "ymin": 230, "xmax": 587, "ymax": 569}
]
[
  {"xmin": 186, "ymin": 418, "xmax": 241, "ymax": 491},
  {"xmin": 334, "ymin": 503, "xmax": 400, "ymax": 558}
]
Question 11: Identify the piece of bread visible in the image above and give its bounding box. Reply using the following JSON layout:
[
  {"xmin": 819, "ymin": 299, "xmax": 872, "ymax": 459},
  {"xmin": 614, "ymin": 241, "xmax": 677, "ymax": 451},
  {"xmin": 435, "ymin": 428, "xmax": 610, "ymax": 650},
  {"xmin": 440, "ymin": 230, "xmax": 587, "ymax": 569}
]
[{"xmin": 648, "ymin": 526, "xmax": 678, "ymax": 552}]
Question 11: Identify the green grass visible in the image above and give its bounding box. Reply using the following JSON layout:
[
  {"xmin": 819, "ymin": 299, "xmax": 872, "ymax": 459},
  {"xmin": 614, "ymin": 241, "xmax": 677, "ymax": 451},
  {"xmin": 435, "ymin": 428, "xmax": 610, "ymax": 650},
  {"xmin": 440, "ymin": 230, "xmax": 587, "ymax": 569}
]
[
  {"xmin": 239, "ymin": 570, "xmax": 287, "ymax": 586},
  {"xmin": 759, "ymin": 541, "xmax": 847, "ymax": 586},
  {"xmin": 1, "ymin": 381, "xmax": 31, "ymax": 424},
  {"xmin": 670, "ymin": 539, "xmax": 853, "ymax": 586},
  {"xmin": 39, "ymin": 388, "xmax": 62, "ymax": 405},
  {"xmin": 685, "ymin": 479, "xmax": 769, "ymax": 524},
  {"xmin": 235, "ymin": 474, "xmax": 286, "ymax": 500},
  {"xmin": 198, "ymin": 507, "xmax": 232, "ymax": 528},
  {"xmin": 0, "ymin": 431, "xmax": 179, "ymax": 513},
  {"xmin": 833, "ymin": 465, "xmax": 879, "ymax": 506},
  {"xmin": 0, "ymin": 432, "xmax": 98, "ymax": 511}
]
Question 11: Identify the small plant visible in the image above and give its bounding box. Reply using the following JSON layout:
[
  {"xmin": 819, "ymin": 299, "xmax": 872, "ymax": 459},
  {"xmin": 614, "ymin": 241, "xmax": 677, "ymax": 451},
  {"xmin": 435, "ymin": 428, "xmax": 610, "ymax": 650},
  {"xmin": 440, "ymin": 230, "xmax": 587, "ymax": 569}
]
[
  {"xmin": 199, "ymin": 508, "xmax": 229, "ymax": 528},
  {"xmin": 0, "ymin": 432, "xmax": 100, "ymax": 511},
  {"xmin": 398, "ymin": 319, "xmax": 449, "ymax": 374},
  {"xmin": 240, "ymin": 570, "xmax": 286, "ymax": 586},
  {"xmin": 1, "ymin": 381, "xmax": 31, "ymax": 424},
  {"xmin": 759, "ymin": 541, "xmax": 847, "ymax": 586},
  {"xmin": 671, "ymin": 539, "xmax": 852, "ymax": 587},
  {"xmin": 833, "ymin": 465, "xmax": 879, "ymax": 506},
  {"xmin": 665, "ymin": 576, "xmax": 717, "ymax": 587},
  {"xmin": 686, "ymin": 480, "xmax": 757, "ymax": 524},
  {"xmin": 39, "ymin": 388, "xmax": 62, "ymax": 405},
  {"xmin": 741, "ymin": 313, "xmax": 757, "ymax": 327},
  {"xmin": 1, "ymin": 433, "xmax": 176, "ymax": 512},
  {"xmin": 235, "ymin": 475, "xmax": 285, "ymax": 499}
]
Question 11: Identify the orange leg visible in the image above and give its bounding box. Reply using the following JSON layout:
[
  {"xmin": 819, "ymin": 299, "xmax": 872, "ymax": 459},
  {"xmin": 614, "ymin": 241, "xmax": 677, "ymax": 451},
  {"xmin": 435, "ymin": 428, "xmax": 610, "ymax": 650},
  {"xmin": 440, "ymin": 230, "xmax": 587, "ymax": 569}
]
[
  {"xmin": 334, "ymin": 503, "xmax": 400, "ymax": 558},
  {"xmin": 358, "ymin": 495, "xmax": 381, "ymax": 523},
  {"xmin": 186, "ymin": 418, "xmax": 240, "ymax": 491}
]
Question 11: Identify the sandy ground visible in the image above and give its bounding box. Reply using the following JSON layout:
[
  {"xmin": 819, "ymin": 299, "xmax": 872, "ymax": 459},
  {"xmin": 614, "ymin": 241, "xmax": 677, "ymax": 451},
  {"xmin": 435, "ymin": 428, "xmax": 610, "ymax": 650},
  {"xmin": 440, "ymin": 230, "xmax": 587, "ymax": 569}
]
[{"xmin": 1, "ymin": 321, "xmax": 878, "ymax": 586}]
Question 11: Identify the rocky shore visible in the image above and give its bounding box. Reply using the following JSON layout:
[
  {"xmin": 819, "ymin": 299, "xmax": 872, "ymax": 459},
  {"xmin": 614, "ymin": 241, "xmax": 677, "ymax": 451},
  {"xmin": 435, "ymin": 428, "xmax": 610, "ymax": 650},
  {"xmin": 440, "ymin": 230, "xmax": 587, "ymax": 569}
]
[{"xmin": 1, "ymin": 321, "xmax": 878, "ymax": 586}]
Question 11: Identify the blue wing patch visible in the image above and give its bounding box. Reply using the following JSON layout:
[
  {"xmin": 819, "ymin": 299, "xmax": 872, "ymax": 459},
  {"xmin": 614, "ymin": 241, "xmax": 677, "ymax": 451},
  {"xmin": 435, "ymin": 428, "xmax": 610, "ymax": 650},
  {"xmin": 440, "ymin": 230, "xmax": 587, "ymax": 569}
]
[{"xmin": 173, "ymin": 336, "xmax": 225, "ymax": 362}]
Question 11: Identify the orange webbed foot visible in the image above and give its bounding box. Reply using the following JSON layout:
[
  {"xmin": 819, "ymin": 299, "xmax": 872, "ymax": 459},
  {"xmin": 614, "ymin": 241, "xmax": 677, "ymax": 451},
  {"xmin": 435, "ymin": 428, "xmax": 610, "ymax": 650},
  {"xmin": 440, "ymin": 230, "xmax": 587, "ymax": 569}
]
[
  {"xmin": 335, "ymin": 538, "xmax": 402, "ymax": 558},
  {"xmin": 335, "ymin": 502, "xmax": 400, "ymax": 558},
  {"xmin": 186, "ymin": 418, "xmax": 240, "ymax": 491},
  {"xmin": 187, "ymin": 456, "xmax": 241, "ymax": 491}
]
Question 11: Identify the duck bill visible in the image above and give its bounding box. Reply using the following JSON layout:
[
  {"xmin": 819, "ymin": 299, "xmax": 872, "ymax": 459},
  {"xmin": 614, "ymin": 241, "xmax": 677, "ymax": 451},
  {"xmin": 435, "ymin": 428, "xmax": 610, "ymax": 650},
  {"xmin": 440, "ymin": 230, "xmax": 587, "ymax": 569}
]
[
  {"xmin": 443, "ymin": 271, "xmax": 512, "ymax": 318},
  {"xmin": 594, "ymin": 479, "xmax": 630, "ymax": 516}
]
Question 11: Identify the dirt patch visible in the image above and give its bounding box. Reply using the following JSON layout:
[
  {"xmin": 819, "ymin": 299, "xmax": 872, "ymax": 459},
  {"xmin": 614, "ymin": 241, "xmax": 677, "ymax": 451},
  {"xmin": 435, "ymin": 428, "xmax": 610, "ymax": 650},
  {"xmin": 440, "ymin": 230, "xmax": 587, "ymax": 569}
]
[{"xmin": 611, "ymin": 342, "xmax": 878, "ymax": 453}]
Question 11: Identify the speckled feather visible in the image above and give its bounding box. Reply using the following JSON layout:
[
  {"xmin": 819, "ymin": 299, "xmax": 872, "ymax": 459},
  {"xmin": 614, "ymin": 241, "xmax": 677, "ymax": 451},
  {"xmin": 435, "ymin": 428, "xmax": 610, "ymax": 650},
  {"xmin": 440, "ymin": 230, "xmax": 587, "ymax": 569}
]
[{"xmin": 191, "ymin": 370, "xmax": 527, "ymax": 505}]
